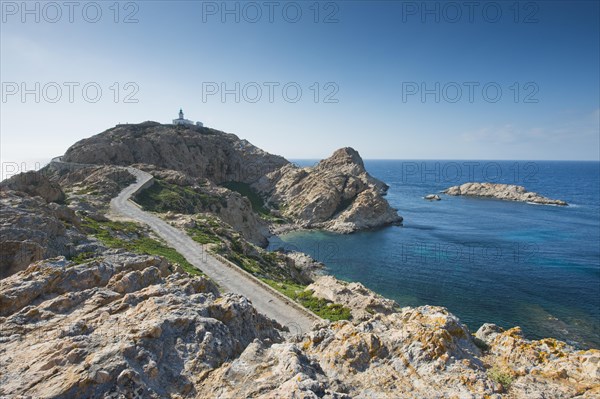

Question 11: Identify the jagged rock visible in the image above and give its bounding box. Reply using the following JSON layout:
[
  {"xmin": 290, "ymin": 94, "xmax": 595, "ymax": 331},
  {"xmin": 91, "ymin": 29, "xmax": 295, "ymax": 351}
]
[
  {"xmin": 307, "ymin": 276, "xmax": 399, "ymax": 321},
  {"xmin": 283, "ymin": 251, "xmax": 325, "ymax": 279},
  {"xmin": 476, "ymin": 323, "xmax": 505, "ymax": 344},
  {"xmin": 425, "ymin": 194, "xmax": 441, "ymax": 201},
  {"xmin": 1, "ymin": 255, "xmax": 597, "ymax": 398},
  {"xmin": 254, "ymin": 148, "xmax": 402, "ymax": 233},
  {"xmin": 0, "ymin": 190, "xmax": 85, "ymax": 279},
  {"xmin": 481, "ymin": 326, "xmax": 600, "ymax": 398},
  {"xmin": 48, "ymin": 164, "xmax": 136, "ymax": 211},
  {"xmin": 0, "ymin": 255, "xmax": 282, "ymax": 398},
  {"xmin": 444, "ymin": 182, "xmax": 568, "ymax": 206},
  {"xmin": 0, "ymin": 170, "xmax": 65, "ymax": 203},
  {"xmin": 62, "ymin": 123, "xmax": 288, "ymax": 184}
]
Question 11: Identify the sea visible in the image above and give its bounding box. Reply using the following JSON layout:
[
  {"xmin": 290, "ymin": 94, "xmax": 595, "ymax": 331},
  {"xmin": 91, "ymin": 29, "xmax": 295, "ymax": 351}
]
[{"xmin": 268, "ymin": 160, "xmax": 600, "ymax": 349}]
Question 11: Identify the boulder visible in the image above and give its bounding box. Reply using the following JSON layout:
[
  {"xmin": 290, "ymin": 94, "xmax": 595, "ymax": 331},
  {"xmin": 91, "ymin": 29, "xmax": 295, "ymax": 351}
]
[{"xmin": 0, "ymin": 170, "xmax": 65, "ymax": 203}]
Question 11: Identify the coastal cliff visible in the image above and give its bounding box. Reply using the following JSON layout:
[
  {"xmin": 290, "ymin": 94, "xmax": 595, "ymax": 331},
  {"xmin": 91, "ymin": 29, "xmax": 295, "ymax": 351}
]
[
  {"xmin": 1, "ymin": 123, "xmax": 596, "ymax": 398},
  {"xmin": 253, "ymin": 147, "xmax": 403, "ymax": 233},
  {"xmin": 62, "ymin": 122, "xmax": 289, "ymax": 184},
  {"xmin": 61, "ymin": 123, "xmax": 401, "ymax": 234}
]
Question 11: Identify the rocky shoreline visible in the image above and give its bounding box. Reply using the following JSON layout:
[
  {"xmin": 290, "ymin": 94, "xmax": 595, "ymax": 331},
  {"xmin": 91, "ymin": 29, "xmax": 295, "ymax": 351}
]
[
  {"xmin": 1, "ymin": 256, "xmax": 598, "ymax": 398},
  {"xmin": 443, "ymin": 182, "xmax": 568, "ymax": 206},
  {"xmin": 1, "ymin": 122, "xmax": 595, "ymax": 398}
]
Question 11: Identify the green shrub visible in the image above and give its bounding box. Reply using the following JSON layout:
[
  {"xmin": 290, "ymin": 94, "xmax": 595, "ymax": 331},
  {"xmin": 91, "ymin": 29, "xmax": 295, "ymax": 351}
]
[
  {"xmin": 221, "ymin": 182, "xmax": 268, "ymax": 214},
  {"xmin": 135, "ymin": 179, "xmax": 223, "ymax": 214},
  {"xmin": 186, "ymin": 226, "xmax": 221, "ymax": 245},
  {"xmin": 488, "ymin": 366, "xmax": 515, "ymax": 388},
  {"xmin": 261, "ymin": 279, "xmax": 351, "ymax": 321},
  {"xmin": 69, "ymin": 251, "xmax": 98, "ymax": 265}
]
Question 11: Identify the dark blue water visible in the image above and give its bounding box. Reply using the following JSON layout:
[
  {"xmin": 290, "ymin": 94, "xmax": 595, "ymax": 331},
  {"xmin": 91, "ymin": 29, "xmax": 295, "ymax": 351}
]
[{"xmin": 269, "ymin": 160, "xmax": 600, "ymax": 349}]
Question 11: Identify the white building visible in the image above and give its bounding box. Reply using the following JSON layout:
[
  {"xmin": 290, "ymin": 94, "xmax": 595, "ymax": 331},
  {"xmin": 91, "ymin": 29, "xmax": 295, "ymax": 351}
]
[{"xmin": 173, "ymin": 108, "xmax": 203, "ymax": 126}]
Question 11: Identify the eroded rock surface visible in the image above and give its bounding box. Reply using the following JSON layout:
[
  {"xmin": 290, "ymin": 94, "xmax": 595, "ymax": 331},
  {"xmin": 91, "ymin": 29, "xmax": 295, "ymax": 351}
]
[
  {"xmin": 0, "ymin": 254, "xmax": 282, "ymax": 398},
  {"xmin": 1, "ymin": 170, "xmax": 65, "ymax": 203},
  {"xmin": 0, "ymin": 190, "xmax": 84, "ymax": 279},
  {"xmin": 1, "ymin": 257, "xmax": 598, "ymax": 398},
  {"xmin": 62, "ymin": 122, "xmax": 289, "ymax": 184},
  {"xmin": 254, "ymin": 147, "xmax": 403, "ymax": 233},
  {"xmin": 444, "ymin": 182, "xmax": 568, "ymax": 206},
  {"xmin": 61, "ymin": 123, "xmax": 402, "ymax": 234}
]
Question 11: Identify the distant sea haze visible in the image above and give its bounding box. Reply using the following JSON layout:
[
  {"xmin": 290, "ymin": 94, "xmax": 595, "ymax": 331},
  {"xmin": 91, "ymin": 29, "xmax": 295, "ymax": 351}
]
[{"xmin": 272, "ymin": 160, "xmax": 600, "ymax": 349}]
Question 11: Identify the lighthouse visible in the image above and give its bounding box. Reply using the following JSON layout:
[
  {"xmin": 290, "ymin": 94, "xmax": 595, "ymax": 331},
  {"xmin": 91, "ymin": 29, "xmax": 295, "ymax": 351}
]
[{"xmin": 172, "ymin": 108, "xmax": 196, "ymax": 126}]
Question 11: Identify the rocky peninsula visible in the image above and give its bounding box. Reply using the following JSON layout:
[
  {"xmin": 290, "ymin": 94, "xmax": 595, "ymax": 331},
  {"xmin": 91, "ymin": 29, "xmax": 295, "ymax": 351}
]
[
  {"xmin": 253, "ymin": 147, "xmax": 402, "ymax": 233},
  {"xmin": 1, "ymin": 122, "xmax": 596, "ymax": 398},
  {"xmin": 444, "ymin": 182, "xmax": 568, "ymax": 206},
  {"xmin": 62, "ymin": 122, "xmax": 402, "ymax": 235}
]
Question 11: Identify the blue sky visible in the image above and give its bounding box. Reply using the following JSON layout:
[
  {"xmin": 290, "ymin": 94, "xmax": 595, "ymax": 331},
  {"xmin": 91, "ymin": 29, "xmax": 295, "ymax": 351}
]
[{"xmin": 1, "ymin": 0, "xmax": 599, "ymax": 172}]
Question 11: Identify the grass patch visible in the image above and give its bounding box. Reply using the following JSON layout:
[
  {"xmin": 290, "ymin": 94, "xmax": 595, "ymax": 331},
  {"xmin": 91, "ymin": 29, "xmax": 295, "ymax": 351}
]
[
  {"xmin": 487, "ymin": 366, "xmax": 515, "ymax": 388},
  {"xmin": 222, "ymin": 182, "xmax": 289, "ymax": 223},
  {"xmin": 262, "ymin": 279, "xmax": 351, "ymax": 321},
  {"xmin": 135, "ymin": 179, "xmax": 223, "ymax": 214},
  {"xmin": 218, "ymin": 237, "xmax": 292, "ymax": 281},
  {"xmin": 186, "ymin": 225, "xmax": 222, "ymax": 245},
  {"xmin": 81, "ymin": 216, "xmax": 203, "ymax": 276},
  {"xmin": 68, "ymin": 251, "xmax": 99, "ymax": 265},
  {"xmin": 221, "ymin": 182, "xmax": 268, "ymax": 214}
]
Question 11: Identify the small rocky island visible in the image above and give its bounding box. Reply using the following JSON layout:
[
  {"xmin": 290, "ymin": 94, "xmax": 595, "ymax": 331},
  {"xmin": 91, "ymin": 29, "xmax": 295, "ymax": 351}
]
[{"xmin": 443, "ymin": 182, "xmax": 568, "ymax": 206}]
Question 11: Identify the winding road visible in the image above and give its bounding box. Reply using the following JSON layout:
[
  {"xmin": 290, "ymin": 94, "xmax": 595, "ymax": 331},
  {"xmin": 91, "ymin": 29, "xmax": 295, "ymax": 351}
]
[{"xmin": 107, "ymin": 166, "xmax": 319, "ymax": 335}]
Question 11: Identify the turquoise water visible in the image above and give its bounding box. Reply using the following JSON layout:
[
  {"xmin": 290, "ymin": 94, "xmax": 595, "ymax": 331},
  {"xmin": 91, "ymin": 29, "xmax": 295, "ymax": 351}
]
[{"xmin": 269, "ymin": 160, "xmax": 600, "ymax": 349}]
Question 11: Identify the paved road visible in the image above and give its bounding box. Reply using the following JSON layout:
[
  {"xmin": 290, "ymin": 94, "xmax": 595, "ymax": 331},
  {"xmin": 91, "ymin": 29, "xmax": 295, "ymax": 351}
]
[{"xmin": 109, "ymin": 167, "xmax": 319, "ymax": 335}]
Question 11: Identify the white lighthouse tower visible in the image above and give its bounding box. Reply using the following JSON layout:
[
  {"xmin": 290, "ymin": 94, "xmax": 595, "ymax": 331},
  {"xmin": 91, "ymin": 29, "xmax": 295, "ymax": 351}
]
[
  {"xmin": 172, "ymin": 108, "xmax": 203, "ymax": 127},
  {"xmin": 173, "ymin": 108, "xmax": 193, "ymax": 125}
]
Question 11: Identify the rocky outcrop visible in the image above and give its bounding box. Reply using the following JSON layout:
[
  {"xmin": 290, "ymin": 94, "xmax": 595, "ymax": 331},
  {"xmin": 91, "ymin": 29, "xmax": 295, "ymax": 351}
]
[
  {"xmin": 307, "ymin": 276, "xmax": 399, "ymax": 321},
  {"xmin": 283, "ymin": 251, "xmax": 326, "ymax": 279},
  {"xmin": 1, "ymin": 256, "xmax": 597, "ymax": 398},
  {"xmin": 0, "ymin": 170, "xmax": 65, "ymax": 203},
  {"xmin": 0, "ymin": 254, "xmax": 282, "ymax": 398},
  {"xmin": 425, "ymin": 194, "xmax": 441, "ymax": 201},
  {"xmin": 61, "ymin": 123, "xmax": 401, "ymax": 234},
  {"xmin": 62, "ymin": 122, "xmax": 289, "ymax": 184},
  {"xmin": 300, "ymin": 277, "xmax": 600, "ymax": 398},
  {"xmin": 134, "ymin": 166, "xmax": 269, "ymax": 246},
  {"xmin": 254, "ymin": 148, "xmax": 402, "ymax": 233},
  {"xmin": 0, "ymin": 190, "xmax": 84, "ymax": 279},
  {"xmin": 444, "ymin": 182, "xmax": 568, "ymax": 206},
  {"xmin": 476, "ymin": 324, "xmax": 600, "ymax": 398}
]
